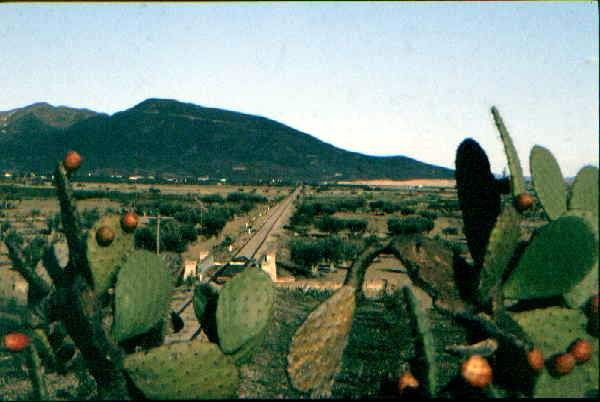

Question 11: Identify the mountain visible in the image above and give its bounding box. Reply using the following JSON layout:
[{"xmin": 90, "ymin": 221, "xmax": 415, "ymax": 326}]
[
  {"xmin": 0, "ymin": 102, "xmax": 97, "ymax": 129},
  {"xmin": 0, "ymin": 98, "xmax": 454, "ymax": 182}
]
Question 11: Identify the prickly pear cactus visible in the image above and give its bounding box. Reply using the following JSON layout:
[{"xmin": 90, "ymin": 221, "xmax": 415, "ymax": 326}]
[
  {"xmin": 562, "ymin": 209, "xmax": 599, "ymax": 309},
  {"xmin": 287, "ymin": 285, "xmax": 356, "ymax": 397},
  {"xmin": 193, "ymin": 282, "xmax": 219, "ymax": 343},
  {"xmin": 503, "ymin": 215, "xmax": 597, "ymax": 300},
  {"xmin": 86, "ymin": 214, "xmax": 134, "ymax": 296},
  {"xmin": 530, "ymin": 145, "xmax": 567, "ymax": 221},
  {"xmin": 216, "ymin": 267, "xmax": 274, "ymax": 359},
  {"xmin": 569, "ymin": 165, "xmax": 599, "ymax": 220},
  {"xmin": 455, "ymin": 138, "xmax": 501, "ymax": 267},
  {"xmin": 124, "ymin": 340, "xmax": 239, "ymax": 399},
  {"xmin": 478, "ymin": 204, "xmax": 521, "ymax": 304},
  {"xmin": 403, "ymin": 286, "xmax": 438, "ymax": 397},
  {"xmin": 511, "ymin": 307, "xmax": 599, "ymax": 398},
  {"xmin": 112, "ymin": 250, "xmax": 173, "ymax": 343},
  {"xmin": 491, "ymin": 106, "xmax": 526, "ymax": 197}
]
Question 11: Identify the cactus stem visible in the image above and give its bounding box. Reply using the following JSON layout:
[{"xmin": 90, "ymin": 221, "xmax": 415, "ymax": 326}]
[{"xmin": 25, "ymin": 343, "xmax": 49, "ymax": 401}]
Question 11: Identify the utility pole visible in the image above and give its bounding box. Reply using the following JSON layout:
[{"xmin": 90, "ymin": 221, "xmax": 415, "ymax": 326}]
[
  {"xmin": 143, "ymin": 214, "xmax": 174, "ymax": 255},
  {"xmin": 156, "ymin": 214, "xmax": 161, "ymax": 255}
]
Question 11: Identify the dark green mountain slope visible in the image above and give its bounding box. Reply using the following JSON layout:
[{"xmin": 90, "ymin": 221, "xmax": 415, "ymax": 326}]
[{"xmin": 0, "ymin": 99, "xmax": 453, "ymax": 182}]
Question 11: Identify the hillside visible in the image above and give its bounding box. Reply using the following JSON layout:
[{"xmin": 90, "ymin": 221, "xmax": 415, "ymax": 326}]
[{"xmin": 0, "ymin": 99, "xmax": 453, "ymax": 182}]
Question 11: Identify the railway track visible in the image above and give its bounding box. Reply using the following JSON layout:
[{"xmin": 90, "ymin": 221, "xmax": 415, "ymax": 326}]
[{"xmin": 166, "ymin": 186, "xmax": 301, "ymax": 343}]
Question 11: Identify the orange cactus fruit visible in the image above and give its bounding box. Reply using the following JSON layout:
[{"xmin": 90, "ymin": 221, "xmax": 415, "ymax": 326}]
[
  {"xmin": 398, "ymin": 371, "xmax": 419, "ymax": 394},
  {"xmin": 461, "ymin": 355, "xmax": 493, "ymax": 388},
  {"xmin": 121, "ymin": 211, "xmax": 139, "ymax": 232},
  {"xmin": 568, "ymin": 339, "xmax": 593, "ymax": 363},
  {"xmin": 3, "ymin": 332, "xmax": 30, "ymax": 352},
  {"xmin": 63, "ymin": 150, "xmax": 83, "ymax": 171},
  {"xmin": 514, "ymin": 192, "xmax": 534, "ymax": 212},
  {"xmin": 527, "ymin": 347, "xmax": 545, "ymax": 371},
  {"xmin": 96, "ymin": 226, "xmax": 116, "ymax": 247},
  {"xmin": 553, "ymin": 353, "xmax": 576, "ymax": 375}
]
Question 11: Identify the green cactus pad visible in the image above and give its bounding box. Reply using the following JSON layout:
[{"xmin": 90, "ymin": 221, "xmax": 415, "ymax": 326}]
[
  {"xmin": 511, "ymin": 307, "xmax": 599, "ymax": 398},
  {"xmin": 455, "ymin": 138, "xmax": 501, "ymax": 267},
  {"xmin": 403, "ymin": 286, "xmax": 438, "ymax": 397},
  {"xmin": 0, "ymin": 312, "xmax": 23, "ymax": 333},
  {"xmin": 216, "ymin": 267, "xmax": 274, "ymax": 356},
  {"xmin": 86, "ymin": 214, "xmax": 134, "ymax": 296},
  {"xmin": 193, "ymin": 282, "xmax": 215, "ymax": 322},
  {"xmin": 564, "ymin": 263, "xmax": 599, "ymax": 309},
  {"xmin": 124, "ymin": 340, "xmax": 239, "ymax": 399},
  {"xmin": 192, "ymin": 282, "xmax": 219, "ymax": 343},
  {"xmin": 569, "ymin": 165, "xmax": 599, "ymax": 220},
  {"xmin": 530, "ymin": 145, "xmax": 567, "ymax": 221},
  {"xmin": 503, "ymin": 215, "xmax": 597, "ymax": 300},
  {"xmin": 491, "ymin": 106, "xmax": 526, "ymax": 196},
  {"xmin": 231, "ymin": 323, "xmax": 269, "ymax": 365},
  {"xmin": 112, "ymin": 250, "xmax": 173, "ymax": 343},
  {"xmin": 478, "ymin": 204, "xmax": 521, "ymax": 304},
  {"xmin": 287, "ymin": 285, "xmax": 356, "ymax": 397}
]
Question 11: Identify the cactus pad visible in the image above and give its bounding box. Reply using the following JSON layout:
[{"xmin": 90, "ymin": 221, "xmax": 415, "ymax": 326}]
[
  {"xmin": 112, "ymin": 250, "xmax": 173, "ymax": 343},
  {"xmin": 503, "ymin": 215, "xmax": 597, "ymax": 300},
  {"xmin": 287, "ymin": 285, "xmax": 356, "ymax": 397},
  {"xmin": 193, "ymin": 282, "xmax": 219, "ymax": 343},
  {"xmin": 478, "ymin": 205, "xmax": 521, "ymax": 304},
  {"xmin": 216, "ymin": 267, "xmax": 274, "ymax": 356},
  {"xmin": 530, "ymin": 145, "xmax": 567, "ymax": 220},
  {"xmin": 569, "ymin": 165, "xmax": 599, "ymax": 220},
  {"xmin": 511, "ymin": 307, "xmax": 599, "ymax": 398},
  {"xmin": 564, "ymin": 263, "xmax": 599, "ymax": 309},
  {"xmin": 86, "ymin": 214, "xmax": 134, "ymax": 296},
  {"xmin": 403, "ymin": 286, "xmax": 438, "ymax": 396},
  {"xmin": 491, "ymin": 106, "xmax": 526, "ymax": 196},
  {"xmin": 124, "ymin": 340, "xmax": 239, "ymax": 399},
  {"xmin": 455, "ymin": 138, "xmax": 501, "ymax": 267}
]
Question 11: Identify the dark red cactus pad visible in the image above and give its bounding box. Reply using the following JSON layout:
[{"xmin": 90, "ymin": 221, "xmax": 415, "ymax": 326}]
[{"xmin": 455, "ymin": 138, "xmax": 501, "ymax": 268}]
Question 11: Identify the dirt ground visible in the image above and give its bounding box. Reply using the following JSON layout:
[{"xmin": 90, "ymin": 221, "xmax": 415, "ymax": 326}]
[{"xmin": 337, "ymin": 179, "xmax": 456, "ymax": 187}]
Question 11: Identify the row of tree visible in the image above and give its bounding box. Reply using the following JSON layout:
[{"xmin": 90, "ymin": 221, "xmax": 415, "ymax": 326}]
[{"xmin": 288, "ymin": 235, "xmax": 362, "ymax": 274}]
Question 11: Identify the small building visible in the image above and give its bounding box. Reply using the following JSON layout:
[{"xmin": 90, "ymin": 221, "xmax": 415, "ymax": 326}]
[
  {"xmin": 260, "ymin": 250, "xmax": 277, "ymax": 282},
  {"xmin": 183, "ymin": 259, "xmax": 198, "ymax": 280}
]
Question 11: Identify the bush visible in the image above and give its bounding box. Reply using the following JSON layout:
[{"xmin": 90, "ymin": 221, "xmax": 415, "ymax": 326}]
[
  {"xmin": 200, "ymin": 207, "xmax": 232, "ymax": 237},
  {"xmin": 135, "ymin": 220, "xmax": 197, "ymax": 253},
  {"xmin": 388, "ymin": 216, "xmax": 434, "ymax": 235},
  {"xmin": 344, "ymin": 219, "xmax": 368, "ymax": 233},
  {"xmin": 200, "ymin": 194, "xmax": 225, "ymax": 204},
  {"xmin": 417, "ymin": 209, "xmax": 438, "ymax": 220},
  {"xmin": 442, "ymin": 226, "xmax": 459, "ymax": 235},
  {"xmin": 289, "ymin": 238, "xmax": 323, "ymax": 268},
  {"xmin": 226, "ymin": 192, "xmax": 267, "ymax": 203},
  {"xmin": 316, "ymin": 215, "xmax": 345, "ymax": 233}
]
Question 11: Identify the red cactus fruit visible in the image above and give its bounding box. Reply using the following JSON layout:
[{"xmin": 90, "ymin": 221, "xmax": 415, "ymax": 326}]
[
  {"xmin": 121, "ymin": 211, "xmax": 139, "ymax": 232},
  {"xmin": 553, "ymin": 353, "xmax": 576, "ymax": 375},
  {"xmin": 514, "ymin": 192, "xmax": 534, "ymax": 212},
  {"xmin": 96, "ymin": 226, "xmax": 116, "ymax": 247},
  {"xmin": 63, "ymin": 150, "xmax": 83, "ymax": 172},
  {"xmin": 3, "ymin": 332, "xmax": 30, "ymax": 352},
  {"xmin": 527, "ymin": 348, "xmax": 545, "ymax": 371},
  {"xmin": 568, "ymin": 339, "xmax": 593, "ymax": 363}
]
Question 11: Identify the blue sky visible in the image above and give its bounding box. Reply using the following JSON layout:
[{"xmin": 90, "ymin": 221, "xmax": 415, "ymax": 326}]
[{"xmin": 0, "ymin": 2, "xmax": 597, "ymax": 177}]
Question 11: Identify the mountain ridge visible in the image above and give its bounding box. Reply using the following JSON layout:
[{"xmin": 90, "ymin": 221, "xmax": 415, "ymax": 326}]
[{"xmin": 0, "ymin": 99, "xmax": 454, "ymax": 182}]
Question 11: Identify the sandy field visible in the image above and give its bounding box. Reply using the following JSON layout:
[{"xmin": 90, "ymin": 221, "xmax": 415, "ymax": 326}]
[{"xmin": 337, "ymin": 179, "xmax": 456, "ymax": 187}]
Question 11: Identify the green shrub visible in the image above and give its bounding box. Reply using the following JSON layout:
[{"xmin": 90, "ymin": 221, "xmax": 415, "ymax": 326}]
[
  {"xmin": 441, "ymin": 226, "xmax": 459, "ymax": 235},
  {"xmin": 387, "ymin": 216, "xmax": 434, "ymax": 235}
]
